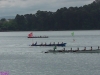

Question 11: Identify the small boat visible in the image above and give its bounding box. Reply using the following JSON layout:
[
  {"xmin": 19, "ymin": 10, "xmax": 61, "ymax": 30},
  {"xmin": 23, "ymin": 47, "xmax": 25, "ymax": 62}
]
[
  {"xmin": 28, "ymin": 32, "xmax": 48, "ymax": 38},
  {"xmin": 30, "ymin": 43, "xmax": 66, "ymax": 47},
  {"xmin": 45, "ymin": 49, "xmax": 100, "ymax": 53},
  {"xmin": 28, "ymin": 36, "xmax": 48, "ymax": 38}
]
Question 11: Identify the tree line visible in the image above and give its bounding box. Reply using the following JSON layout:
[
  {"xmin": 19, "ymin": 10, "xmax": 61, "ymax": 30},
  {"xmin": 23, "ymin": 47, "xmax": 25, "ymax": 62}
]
[{"xmin": 0, "ymin": 1, "xmax": 100, "ymax": 31}]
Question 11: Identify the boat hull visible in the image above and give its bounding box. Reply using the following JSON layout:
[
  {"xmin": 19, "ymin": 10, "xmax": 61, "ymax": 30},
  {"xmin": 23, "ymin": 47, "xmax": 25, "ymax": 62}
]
[
  {"xmin": 28, "ymin": 36, "xmax": 48, "ymax": 38},
  {"xmin": 45, "ymin": 49, "xmax": 100, "ymax": 53},
  {"xmin": 30, "ymin": 43, "xmax": 66, "ymax": 47},
  {"xmin": 75, "ymin": 49, "xmax": 100, "ymax": 53}
]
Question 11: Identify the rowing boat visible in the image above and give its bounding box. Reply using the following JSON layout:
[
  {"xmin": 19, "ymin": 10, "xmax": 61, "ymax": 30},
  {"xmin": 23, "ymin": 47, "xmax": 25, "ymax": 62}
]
[
  {"xmin": 28, "ymin": 36, "xmax": 48, "ymax": 38},
  {"xmin": 28, "ymin": 32, "xmax": 48, "ymax": 38},
  {"xmin": 45, "ymin": 49, "xmax": 100, "ymax": 53},
  {"xmin": 30, "ymin": 43, "xmax": 66, "ymax": 47}
]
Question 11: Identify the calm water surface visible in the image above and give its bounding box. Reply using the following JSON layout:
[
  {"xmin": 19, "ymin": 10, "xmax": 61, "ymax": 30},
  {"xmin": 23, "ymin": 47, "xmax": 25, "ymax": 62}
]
[{"xmin": 0, "ymin": 30, "xmax": 100, "ymax": 75}]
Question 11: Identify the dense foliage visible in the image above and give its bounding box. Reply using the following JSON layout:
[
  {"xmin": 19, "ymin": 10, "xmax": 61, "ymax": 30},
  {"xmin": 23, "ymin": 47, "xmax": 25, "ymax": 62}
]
[{"xmin": 0, "ymin": 1, "xmax": 100, "ymax": 31}]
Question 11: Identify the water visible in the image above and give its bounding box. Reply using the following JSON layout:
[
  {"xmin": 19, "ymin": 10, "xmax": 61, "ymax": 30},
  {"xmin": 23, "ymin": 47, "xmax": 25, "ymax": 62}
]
[{"xmin": 0, "ymin": 30, "xmax": 100, "ymax": 75}]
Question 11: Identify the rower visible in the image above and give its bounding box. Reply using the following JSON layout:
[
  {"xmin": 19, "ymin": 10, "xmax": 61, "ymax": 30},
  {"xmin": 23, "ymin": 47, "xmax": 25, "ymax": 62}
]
[
  {"xmin": 84, "ymin": 47, "xmax": 86, "ymax": 50},
  {"xmin": 91, "ymin": 46, "xmax": 92, "ymax": 50},
  {"xmin": 35, "ymin": 41, "xmax": 37, "ymax": 45},
  {"xmin": 98, "ymin": 46, "xmax": 99, "ymax": 50},
  {"xmin": 32, "ymin": 43, "xmax": 34, "ymax": 45},
  {"xmin": 71, "ymin": 48, "xmax": 72, "ymax": 51},
  {"xmin": 49, "ymin": 42, "xmax": 51, "ymax": 45},
  {"xmin": 62, "ymin": 42, "xmax": 63, "ymax": 44},
  {"xmin": 77, "ymin": 47, "xmax": 79, "ymax": 51},
  {"xmin": 45, "ymin": 42, "xmax": 46, "ymax": 45},
  {"xmin": 53, "ymin": 45, "xmax": 57, "ymax": 51},
  {"xmin": 41, "ymin": 42, "xmax": 43, "ymax": 45},
  {"xmin": 53, "ymin": 42, "xmax": 55, "ymax": 45},
  {"xmin": 63, "ymin": 48, "xmax": 65, "ymax": 51}
]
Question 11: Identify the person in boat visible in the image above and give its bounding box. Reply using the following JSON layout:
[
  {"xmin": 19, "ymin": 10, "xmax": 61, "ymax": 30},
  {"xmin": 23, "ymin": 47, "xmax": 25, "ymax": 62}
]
[
  {"xmin": 45, "ymin": 42, "xmax": 46, "ymax": 45},
  {"xmin": 49, "ymin": 42, "xmax": 51, "ymax": 45},
  {"xmin": 32, "ymin": 43, "xmax": 34, "ymax": 45},
  {"xmin": 44, "ymin": 36, "xmax": 46, "ymax": 38},
  {"xmin": 58, "ymin": 42, "xmax": 59, "ymax": 44},
  {"xmin": 84, "ymin": 47, "xmax": 86, "ymax": 50},
  {"xmin": 91, "ymin": 46, "xmax": 92, "ymax": 50},
  {"xmin": 35, "ymin": 41, "xmax": 37, "ymax": 45},
  {"xmin": 50, "ymin": 42, "xmax": 51, "ymax": 44},
  {"xmin": 62, "ymin": 42, "xmax": 63, "ymax": 44},
  {"xmin": 98, "ymin": 46, "xmax": 99, "ymax": 50},
  {"xmin": 41, "ymin": 42, "xmax": 43, "ymax": 46},
  {"xmin": 63, "ymin": 48, "xmax": 65, "ymax": 51},
  {"xmin": 53, "ymin": 42, "xmax": 55, "ymax": 45},
  {"xmin": 53, "ymin": 45, "xmax": 57, "ymax": 51}
]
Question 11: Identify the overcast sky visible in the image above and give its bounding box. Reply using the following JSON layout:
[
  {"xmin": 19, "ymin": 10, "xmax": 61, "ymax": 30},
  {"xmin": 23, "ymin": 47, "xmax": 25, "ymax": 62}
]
[{"xmin": 0, "ymin": 0, "xmax": 95, "ymax": 17}]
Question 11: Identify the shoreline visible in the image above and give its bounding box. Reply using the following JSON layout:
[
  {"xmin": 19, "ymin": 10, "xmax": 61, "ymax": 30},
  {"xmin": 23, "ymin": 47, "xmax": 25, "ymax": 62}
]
[{"xmin": 0, "ymin": 30, "xmax": 100, "ymax": 32}]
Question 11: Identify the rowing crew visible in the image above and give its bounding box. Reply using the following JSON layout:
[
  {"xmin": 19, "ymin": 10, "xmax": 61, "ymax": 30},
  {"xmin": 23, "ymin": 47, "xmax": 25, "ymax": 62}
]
[{"xmin": 32, "ymin": 42, "xmax": 64, "ymax": 45}]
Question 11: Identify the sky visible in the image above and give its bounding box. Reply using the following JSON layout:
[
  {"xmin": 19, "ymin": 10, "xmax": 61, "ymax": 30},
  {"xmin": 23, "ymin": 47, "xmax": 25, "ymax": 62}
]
[{"xmin": 0, "ymin": 0, "xmax": 95, "ymax": 17}]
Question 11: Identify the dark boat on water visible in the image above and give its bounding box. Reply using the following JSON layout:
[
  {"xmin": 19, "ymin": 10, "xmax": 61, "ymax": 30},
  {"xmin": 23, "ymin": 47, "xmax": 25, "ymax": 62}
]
[
  {"xmin": 30, "ymin": 43, "xmax": 66, "ymax": 47},
  {"xmin": 44, "ymin": 49, "xmax": 100, "ymax": 53}
]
